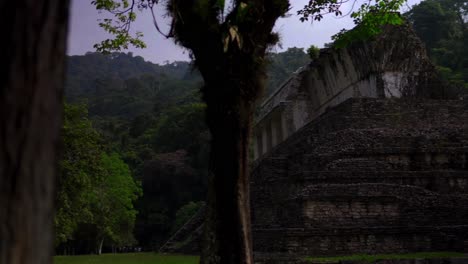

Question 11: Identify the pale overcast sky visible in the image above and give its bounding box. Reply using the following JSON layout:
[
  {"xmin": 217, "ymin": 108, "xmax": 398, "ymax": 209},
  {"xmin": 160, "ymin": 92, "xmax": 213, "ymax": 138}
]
[{"xmin": 68, "ymin": 0, "xmax": 420, "ymax": 64}]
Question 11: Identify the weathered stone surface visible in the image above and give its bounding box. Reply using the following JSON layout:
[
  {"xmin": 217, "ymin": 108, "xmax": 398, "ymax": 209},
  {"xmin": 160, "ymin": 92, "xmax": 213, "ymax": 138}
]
[{"xmin": 251, "ymin": 98, "xmax": 468, "ymax": 257}]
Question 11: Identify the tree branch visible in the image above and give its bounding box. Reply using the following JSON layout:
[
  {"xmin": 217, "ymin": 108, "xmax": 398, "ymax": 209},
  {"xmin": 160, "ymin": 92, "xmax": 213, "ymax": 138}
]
[{"xmin": 167, "ymin": 0, "xmax": 223, "ymax": 51}]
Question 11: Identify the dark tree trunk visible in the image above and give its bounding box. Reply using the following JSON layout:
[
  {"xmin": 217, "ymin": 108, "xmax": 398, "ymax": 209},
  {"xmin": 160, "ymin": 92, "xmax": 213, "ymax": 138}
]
[
  {"xmin": 200, "ymin": 90, "xmax": 255, "ymax": 264},
  {"xmin": 0, "ymin": 1, "xmax": 70, "ymax": 264},
  {"xmin": 198, "ymin": 59, "xmax": 261, "ymax": 264}
]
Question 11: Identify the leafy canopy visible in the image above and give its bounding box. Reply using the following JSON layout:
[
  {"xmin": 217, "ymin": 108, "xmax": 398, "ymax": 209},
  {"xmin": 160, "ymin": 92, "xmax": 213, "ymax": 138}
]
[
  {"xmin": 90, "ymin": 152, "xmax": 142, "ymax": 246},
  {"xmin": 299, "ymin": 0, "xmax": 406, "ymax": 47},
  {"xmin": 92, "ymin": 0, "xmax": 408, "ymax": 53}
]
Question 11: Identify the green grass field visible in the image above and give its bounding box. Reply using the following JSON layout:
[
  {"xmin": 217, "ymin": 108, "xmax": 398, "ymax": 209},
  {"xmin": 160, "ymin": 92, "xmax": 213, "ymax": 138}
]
[
  {"xmin": 54, "ymin": 251, "xmax": 466, "ymax": 264},
  {"xmin": 306, "ymin": 252, "xmax": 466, "ymax": 263},
  {"xmin": 54, "ymin": 253, "xmax": 199, "ymax": 264}
]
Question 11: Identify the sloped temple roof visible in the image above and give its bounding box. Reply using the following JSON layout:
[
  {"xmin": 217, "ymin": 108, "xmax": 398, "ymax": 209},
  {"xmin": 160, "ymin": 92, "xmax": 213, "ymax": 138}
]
[{"xmin": 252, "ymin": 23, "xmax": 440, "ymax": 161}]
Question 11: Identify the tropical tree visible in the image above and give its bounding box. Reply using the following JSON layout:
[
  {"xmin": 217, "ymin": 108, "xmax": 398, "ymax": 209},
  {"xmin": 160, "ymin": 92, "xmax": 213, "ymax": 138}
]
[
  {"xmin": 89, "ymin": 152, "xmax": 142, "ymax": 254},
  {"xmin": 0, "ymin": 1, "xmax": 70, "ymax": 264},
  {"xmin": 406, "ymin": 0, "xmax": 468, "ymax": 87},
  {"xmin": 307, "ymin": 45, "xmax": 320, "ymax": 60},
  {"xmin": 55, "ymin": 103, "xmax": 103, "ymax": 245},
  {"xmin": 56, "ymin": 104, "xmax": 142, "ymax": 254},
  {"xmin": 92, "ymin": 0, "xmax": 406, "ymax": 263}
]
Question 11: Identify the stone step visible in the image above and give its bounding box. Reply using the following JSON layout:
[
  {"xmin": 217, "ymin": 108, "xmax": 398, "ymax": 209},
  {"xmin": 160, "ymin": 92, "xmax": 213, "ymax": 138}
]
[
  {"xmin": 270, "ymin": 131, "xmax": 468, "ymax": 166},
  {"xmin": 254, "ymin": 170, "xmax": 468, "ymax": 192},
  {"xmin": 253, "ymin": 225, "xmax": 468, "ymax": 236},
  {"xmin": 301, "ymin": 151, "xmax": 468, "ymax": 172},
  {"xmin": 295, "ymin": 170, "xmax": 468, "ymax": 193},
  {"xmin": 253, "ymin": 226, "xmax": 468, "ymax": 256}
]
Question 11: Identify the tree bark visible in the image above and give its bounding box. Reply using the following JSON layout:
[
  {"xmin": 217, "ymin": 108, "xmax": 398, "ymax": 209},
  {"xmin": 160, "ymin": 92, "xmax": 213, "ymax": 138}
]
[
  {"xmin": 97, "ymin": 238, "xmax": 104, "ymax": 255},
  {"xmin": 199, "ymin": 70, "xmax": 258, "ymax": 264},
  {"xmin": 0, "ymin": 1, "xmax": 70, "ymax": 264},
  {"xmin": 190, "ymin": 12, "xmax": 285, "ymax": 263}
]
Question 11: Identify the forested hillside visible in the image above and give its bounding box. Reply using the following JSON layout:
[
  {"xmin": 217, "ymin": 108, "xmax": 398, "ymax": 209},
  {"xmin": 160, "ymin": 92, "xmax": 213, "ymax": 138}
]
[{"xmin": 65, "ymin": 52, "xmax": 202, "ymax": 119}]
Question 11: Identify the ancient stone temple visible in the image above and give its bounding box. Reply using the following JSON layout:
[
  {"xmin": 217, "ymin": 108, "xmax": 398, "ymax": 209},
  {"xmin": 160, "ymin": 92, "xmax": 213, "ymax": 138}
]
[
  {"xmin": 160, "ymin": 24, "xmax": 468, "ymax": 260},
  {"xmin": 252, "ymin": 23, "xmax": 442, "ymax": 160},
  {"xmin": 251, "ymin": 24, "xmax": 468, "ymax": 260}
]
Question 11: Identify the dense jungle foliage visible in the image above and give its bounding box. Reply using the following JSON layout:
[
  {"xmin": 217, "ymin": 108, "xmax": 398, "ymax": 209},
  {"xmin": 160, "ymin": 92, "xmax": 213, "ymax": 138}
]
[{"xmin": 406, "ymin": 0, "xmax": 468, "ymax": 90}]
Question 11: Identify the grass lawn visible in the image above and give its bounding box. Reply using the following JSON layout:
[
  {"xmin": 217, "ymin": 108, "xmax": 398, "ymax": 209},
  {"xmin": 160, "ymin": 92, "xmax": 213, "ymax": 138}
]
[
  {"xmin": 306, "ymin": 252, "xmax": 466, "ymax": 263},
  {"xmin": 54, "ymin": 253, "xmax": 199, "ymax": 264}
]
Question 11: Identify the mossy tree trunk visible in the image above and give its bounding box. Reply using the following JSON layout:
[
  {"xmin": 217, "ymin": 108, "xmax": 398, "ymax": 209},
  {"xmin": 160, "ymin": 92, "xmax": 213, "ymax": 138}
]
[{"xmin": 0, "ymin": 1, "xmax": 70, "ymax": 263}]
